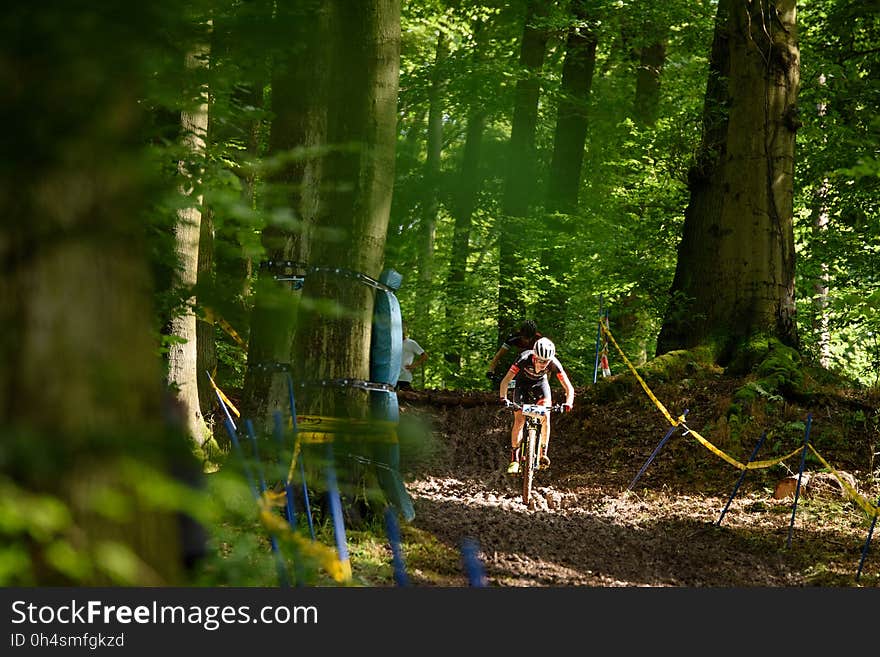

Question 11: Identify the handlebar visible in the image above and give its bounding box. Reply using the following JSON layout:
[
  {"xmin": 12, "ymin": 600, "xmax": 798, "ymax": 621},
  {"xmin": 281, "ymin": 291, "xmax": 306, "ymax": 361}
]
[{"xmin": 504, "ymin": 400, "xmax": 566, "ymax": 417}]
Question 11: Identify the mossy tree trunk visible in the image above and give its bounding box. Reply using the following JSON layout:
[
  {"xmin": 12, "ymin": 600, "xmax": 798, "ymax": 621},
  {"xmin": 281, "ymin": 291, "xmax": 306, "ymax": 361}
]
[{"xmin": 657, "ymin": 0, "xmax": 800, "ymax": 364}]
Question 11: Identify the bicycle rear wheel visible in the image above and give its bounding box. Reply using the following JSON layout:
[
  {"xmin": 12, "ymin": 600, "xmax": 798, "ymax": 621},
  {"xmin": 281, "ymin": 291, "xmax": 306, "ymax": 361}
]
[{"xmin": 522, "ymin": 426, "xmax": 536, "ymax": 505}]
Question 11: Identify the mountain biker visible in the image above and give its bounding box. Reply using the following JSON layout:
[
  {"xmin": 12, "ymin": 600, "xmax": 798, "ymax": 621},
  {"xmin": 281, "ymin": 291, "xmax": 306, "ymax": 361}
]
[
  {"xmin": 498, "ymin": 337, "xmax": 574, "ymax": 474},
  {"xmin": 487, "ymin": 319, "xmax": 542, "ymax": 384}
]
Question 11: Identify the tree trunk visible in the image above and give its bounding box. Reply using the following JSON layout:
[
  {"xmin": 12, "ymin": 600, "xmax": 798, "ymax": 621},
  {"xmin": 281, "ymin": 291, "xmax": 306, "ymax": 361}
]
[
  {"xmin": 810, "ymin": 179, "xmax": 831, "ymax": 367},
  {"xmin": 420, "ymin": 32, "xmax": 447, "ymax": 292},
  {"xmin": 633, "ymin": 39, "xmax": 666, "ymax": 127},
  {"xmin": 294, "ymin": 0, "xmax": 401, "ymax": 408},
  {"xmin": 541, "ymin": 0, "xmax": 597, "ymax": 340},
  {"xmin": 167, "ymin": 43, "xmax": 213, "ymax": 461},
  {"xmin": 498, "ymin": 0, "xmax": 549, "ymax": 341},
  {"xmin": 546, "ymin": 0, "xmax": 597, "ymax": 214},
  {"xmin": 196, "ymin": 198, "xmax": 216, "ymax": 422},
  {"xmin": 656, "ymin": 0, "xmax": 800, "ymax": 363},
  {"xmin": 212, "ymin": 0, "xmax": 271, "ymax": 305},
  {"xmin": 443, "ymin": 17, "xmax": 489, "ymax": 381},
  {"xmin": 810, "ymin": 74, "xmax": 831, "ymax": 368},
  {"xmin": 289, "ymin": 0, "xmax": 401, "ymax": 521},
  {"xmin": 1, "ymin": 3, "xmax": 196, "ymax": 584},
  {"xmin": 241, "ymin": 0, "xmax": 331, "ymax": 432},
  {"xmin": 444, "ymin": 109, "xmax": 486, "ymax": 379}
]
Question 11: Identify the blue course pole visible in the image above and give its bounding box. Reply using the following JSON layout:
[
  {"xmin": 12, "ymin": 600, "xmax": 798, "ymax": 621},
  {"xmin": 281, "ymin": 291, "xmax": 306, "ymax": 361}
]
[
  {"xmin": 245, "ymin": 420, "xmax": 290, "ymax": 588},
  {"xmin": 299, "ymin": 454, "xmax": 315, "ymax": 541},
  {"xmin": 787, "ymin": 414, "xmax": 813, "ymax": 549},
  {"xmin": 384, "ymin": 507, "xmax": 409, "ymax": 587},
  {"xmin": 210, "ymin": 373, "xmax": 258, "ymax": 500},
  {"xmin": 324, "ymin": 443, "xmax": 351, "ymax": 577},
  {"xmin": 286, "ymin": 374, "xmax": 316, "ymax": 541},
  {"xmin": 244, "ymin": 419, "xmax": 268, "ymax": 493},
  {"xmin": 209, "ymin": 372, "xmax": 288, "ymax": 586},
  {"xmin": 856, "ymin": 497, "xmax": 880, "ymax": 581},
  {"xmin": 626, "ymin": 409, "xmax": 688, "ymax": 492},
  {"xmin": 272, "ymin": 411, "xmax": 297, "ymax": 527},
  {"xmin": 273, "ymin": 411, "xmax": 306, "ymax": 587},
  {"xmin": 716, "ymin": 430, "xmax": 768, "ymax": 526},
  {"xmin": 461, "ymin": 537, "xmax": 488, "ymax": 587}
]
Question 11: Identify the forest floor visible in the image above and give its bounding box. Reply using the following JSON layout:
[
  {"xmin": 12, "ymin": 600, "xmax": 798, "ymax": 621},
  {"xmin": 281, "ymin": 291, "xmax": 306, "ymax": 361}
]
[{"xmin": 386, "ymin": 364, "xmax": 880, "ymax": 588}]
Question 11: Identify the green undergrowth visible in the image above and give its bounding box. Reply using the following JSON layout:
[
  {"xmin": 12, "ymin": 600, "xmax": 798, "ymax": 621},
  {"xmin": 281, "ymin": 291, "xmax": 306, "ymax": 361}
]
[{"xmin": 194, "ymin": 462, "xmax": 461, "ymax": 587}]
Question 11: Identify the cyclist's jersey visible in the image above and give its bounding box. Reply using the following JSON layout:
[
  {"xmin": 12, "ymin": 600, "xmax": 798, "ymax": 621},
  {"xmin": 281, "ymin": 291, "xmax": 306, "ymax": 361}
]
[
  {"xmin": 508, "ymin": 350, "xmax": 567, "ymax": 405},
  {"xmin": 508, "ymin": 349, "xmax": 565, "ymax": 383}
]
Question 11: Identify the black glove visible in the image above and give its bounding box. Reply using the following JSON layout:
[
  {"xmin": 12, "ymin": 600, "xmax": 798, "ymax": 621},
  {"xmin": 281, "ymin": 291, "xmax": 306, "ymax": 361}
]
[{"xmin": 501, "ymin": 397, "xmax": 513, "ymax": 407}]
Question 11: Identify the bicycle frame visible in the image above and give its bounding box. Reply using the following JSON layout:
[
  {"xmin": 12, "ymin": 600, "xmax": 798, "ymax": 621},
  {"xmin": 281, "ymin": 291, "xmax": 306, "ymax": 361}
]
[{"xmin": 509, "ymin": 402, "xmax": 562, "ymax": 506}]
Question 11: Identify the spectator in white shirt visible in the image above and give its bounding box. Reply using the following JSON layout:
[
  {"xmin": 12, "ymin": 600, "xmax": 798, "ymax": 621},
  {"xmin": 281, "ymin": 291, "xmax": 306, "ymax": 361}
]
[{"xmin": 397, "ymin": 322, "xmax": 427, "ymax": 391}]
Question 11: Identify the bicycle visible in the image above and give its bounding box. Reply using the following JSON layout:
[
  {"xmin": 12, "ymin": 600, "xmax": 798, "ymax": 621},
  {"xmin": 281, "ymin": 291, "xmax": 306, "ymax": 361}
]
[{"xmin": 505, "ymin": 400, "xmax": 564, "ymax": 506}]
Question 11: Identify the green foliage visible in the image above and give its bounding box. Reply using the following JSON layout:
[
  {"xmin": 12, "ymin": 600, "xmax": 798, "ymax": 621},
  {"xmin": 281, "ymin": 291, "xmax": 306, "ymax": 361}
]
[
  {"xmin": 0, "ymin": 460, "xmax": 213, "ymax": 586},
  {"xmin": 794, "ymin": 0, "xmax": 880, "ymax": 385},
  {"xmin": 387, "ymin": 0, "xmax": 717, "ymax": 389}
]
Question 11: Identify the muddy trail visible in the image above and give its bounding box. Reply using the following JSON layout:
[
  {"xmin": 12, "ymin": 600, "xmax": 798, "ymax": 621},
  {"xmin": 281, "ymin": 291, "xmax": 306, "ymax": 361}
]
[{"xmin": 394, "ymin": 371, "xmax": 880, "ymax": 587}]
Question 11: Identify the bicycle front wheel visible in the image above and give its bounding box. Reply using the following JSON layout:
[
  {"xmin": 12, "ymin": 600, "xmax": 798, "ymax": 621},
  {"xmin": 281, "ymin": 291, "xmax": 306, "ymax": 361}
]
[{"xmin": 522, "ymin": 426, "xmax": 537, "ymax": 505}]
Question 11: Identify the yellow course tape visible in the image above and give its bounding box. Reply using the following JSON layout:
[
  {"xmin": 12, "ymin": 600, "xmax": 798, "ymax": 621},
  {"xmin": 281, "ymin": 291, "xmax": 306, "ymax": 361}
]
[
  {"xmin": 283, "ymin": 414, "xmax": 398, "ymax": 490},
  {"xmin": 203, "ymin": 307, "xmax": 247, "ymax": 348},
  {"xmin": 599, "ymin": 321, "xmax": 876, "ymax": 493},
  {"xmin": 807, "ymin": 445, "xmax": 879, "ymax": 518},
  {"xmin": 258, "ymin": 492, "xmax": 351, "ymax": 582},
  {"xmin": 206, "ymin": 371, "xmax": 241, "ymax": 418},
  {"xmin": 683, "ymin": 424, "xmax": 803, "ymax": 471},
  {"xmin": 599, "ymin": 321, "xmax": 684, "ymax": 428}
]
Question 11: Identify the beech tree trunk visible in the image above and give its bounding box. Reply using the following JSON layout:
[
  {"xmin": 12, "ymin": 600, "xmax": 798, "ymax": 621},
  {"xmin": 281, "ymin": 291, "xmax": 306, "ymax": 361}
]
[
  {"xmin": 443, "ymin": 18, "xmax": 489, "ymax": 381},
  {"xmin": 498, "ymin": 0, "xmax": 549, "ymax": 341},
  {"xmin": 541, "ymin": 0, "xmax": 597, "ymax": 340},
  {"xmin": 546, "ymin": 0, "xmax": 597, "ymax": 214},
  {"xmin": 241, "ymin": 0, "xmax": 331, "ymax": 431},
  {"xmin": 657, "ymin": 0, "xmax": 800, "ymax": 362},
  {"xmin": 420, "ymin": 31, "xmax": 447, "ymax": 292},
  {"xmin": 633, "ymin": 39, "xmax": 666, "ymax": 127},
  {"xmin": 810, "ymin": 74, "xmax": 831, "ymax": 367},
  {"xmin": 293, "ymin": 0, "xmax": 401, "ymax": 418},
  {"xmin": 167, "ymin": 42, "xmax": 213, "ymax": 461},
  {"xmin": 444, "ymin": 110, "xmax": 486, "ymax": 380}
]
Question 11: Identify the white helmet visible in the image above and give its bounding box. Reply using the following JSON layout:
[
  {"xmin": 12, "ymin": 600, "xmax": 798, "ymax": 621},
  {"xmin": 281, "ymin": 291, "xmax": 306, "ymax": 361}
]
[{"xmin": 533, "ymin": 337, "xmax": 555, "ymax": 361}]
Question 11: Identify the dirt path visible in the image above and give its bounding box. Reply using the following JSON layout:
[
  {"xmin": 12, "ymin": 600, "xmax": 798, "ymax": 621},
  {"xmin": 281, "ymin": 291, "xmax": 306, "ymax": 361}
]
[{"xmin": 399, "ymin": 387, "xmax": 880, "ymax": 587}]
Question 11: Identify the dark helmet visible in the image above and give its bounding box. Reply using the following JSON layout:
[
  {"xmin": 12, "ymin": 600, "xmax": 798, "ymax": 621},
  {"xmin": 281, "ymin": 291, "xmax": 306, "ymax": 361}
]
[{"xmin": 520, "ymin": 319, "xmax": 538, "ymax": 338}]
